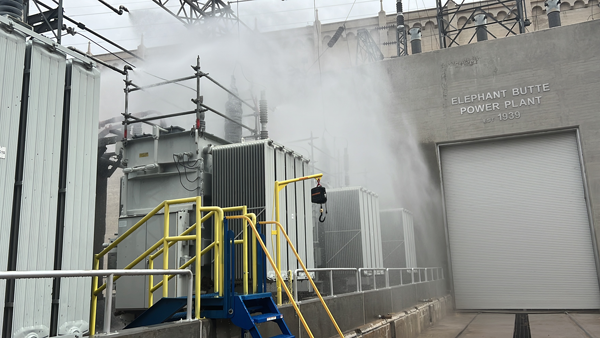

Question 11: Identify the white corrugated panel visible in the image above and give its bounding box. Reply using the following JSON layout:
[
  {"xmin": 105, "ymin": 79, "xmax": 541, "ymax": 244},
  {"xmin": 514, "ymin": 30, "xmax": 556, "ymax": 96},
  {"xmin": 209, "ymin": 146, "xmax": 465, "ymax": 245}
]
[
  {"xmin": 294, "ymin": 156, "xmax": 305, "ymax": 271},
  {"xmin": 0, "ymin": 27, "xmax": 26, "ymax": 335},
  {"xmin": 373, "ymin": 196, "xmax": 383, "ymax": 268},
  {"xmin": 284, "ymin": 153, "xmax": 297, "ymax": 271},
  {"xmin": 12, "ymin": 41, "xmax": 66, "ymax": 337},
  {"xmin": 402, "ymin": 210, "xmax": 417, "ymax": 268},
  {"xmin": 324, "ymin": 187, "xmax": 383, "ymax": 268},
  {"xmin": 211, "ymin": 140, "xmax": 314, "ymax": 281},
  {"xmin": 273, "ymin": 149, "xmax": 288, "ymax": 275},
  {"xmin": 441, "ymin": 131, "xmax": 600, "ymax": 309},
  {"xmin": 57, "ymin": 60, "xmax": 100, "ymax": 334}
]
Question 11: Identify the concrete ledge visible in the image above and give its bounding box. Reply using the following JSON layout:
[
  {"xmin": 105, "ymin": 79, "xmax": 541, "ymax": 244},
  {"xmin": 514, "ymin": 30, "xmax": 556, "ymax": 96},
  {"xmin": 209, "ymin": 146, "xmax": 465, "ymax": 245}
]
[
  {"xmin": 347, "ymin": 295, "xmax": 453, "ymax": 338},
  {"xmin": 106, "ymin": 279, "xmax": 449, "ymax": 338}
]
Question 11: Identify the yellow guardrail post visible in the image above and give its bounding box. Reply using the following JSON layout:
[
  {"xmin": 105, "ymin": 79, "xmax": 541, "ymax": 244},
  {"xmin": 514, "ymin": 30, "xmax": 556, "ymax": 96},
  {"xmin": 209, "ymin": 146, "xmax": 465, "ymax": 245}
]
[
  {"xmin": 274, "ymin": 173, "xmax": 323, "ymax": 305},
  {"xmin": 249, "ymin": 213, "xmax": 257, "ymax": 294},
  {"xmin": 242, "ymin": 206, "xmax": 248, "ymax": 295},
  {"xmin": 227, "ymin": 215, "xmax": 315, "ymax": 338},
  {"xmin": 261, "ymin": 221, "xmax": 344, "ymax": 338},
  {"xmin": 148, "ymin": 258, "xmax": 154, "ymax": 306},
  {"xmin": 195, "ymin": 196, "xmax": 201, "ymax": 319},
  {"xmin": 89, "ymin": 257, "xmax": 100, "ymax": 335},
  {"xmin": 163, "ymin": 202, "xmax": 170, "ymax": 298}
]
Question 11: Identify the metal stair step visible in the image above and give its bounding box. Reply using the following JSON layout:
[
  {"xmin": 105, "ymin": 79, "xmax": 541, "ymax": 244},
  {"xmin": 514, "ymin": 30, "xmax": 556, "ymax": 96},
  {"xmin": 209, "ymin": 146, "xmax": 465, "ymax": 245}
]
[
  {"xmin": 252, "ymin": 312, "xmax": 283, "ymax": 324},
  {"xmin": 269, "ymin": 335, "xmax": 294, "ymax": 338}
]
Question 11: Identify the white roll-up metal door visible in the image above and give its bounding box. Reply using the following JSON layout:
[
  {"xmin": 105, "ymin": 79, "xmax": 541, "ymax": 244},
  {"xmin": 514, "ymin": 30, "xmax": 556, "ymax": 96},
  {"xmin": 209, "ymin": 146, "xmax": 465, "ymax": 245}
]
[{"xmin": 440, "ymin": 131, "xmax": 600, "ymax": 310}]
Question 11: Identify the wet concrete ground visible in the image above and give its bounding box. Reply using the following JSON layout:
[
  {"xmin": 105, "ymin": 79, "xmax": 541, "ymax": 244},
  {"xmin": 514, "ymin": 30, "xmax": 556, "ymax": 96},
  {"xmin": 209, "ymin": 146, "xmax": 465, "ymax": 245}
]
[{"xmin": 417, "ymin": 312, "xmax": 600, "ymax": 338}]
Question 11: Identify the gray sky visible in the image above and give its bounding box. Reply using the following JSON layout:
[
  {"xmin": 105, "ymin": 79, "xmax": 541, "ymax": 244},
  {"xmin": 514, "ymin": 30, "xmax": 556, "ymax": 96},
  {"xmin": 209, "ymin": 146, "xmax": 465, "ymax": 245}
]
[{"xmin": 45, "ymin": 0, "xmax": 438, "ymax": 55}]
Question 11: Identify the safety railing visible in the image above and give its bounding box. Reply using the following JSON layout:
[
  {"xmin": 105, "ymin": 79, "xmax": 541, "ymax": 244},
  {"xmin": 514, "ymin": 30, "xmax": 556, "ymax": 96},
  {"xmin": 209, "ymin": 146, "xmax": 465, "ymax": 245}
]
[
  {"xmin": 291, "ymin": 267, "xmax": 444, "ymax": 300},
  {"xmin": 293, "ymin": 268, "xmax": 359, "ymax": 301},
  {"xmin": 91, "ymin": 196, "xmax": 214, "ymax": 335},
  {"xmin": 0, "ymin": 269, "xmax": 193, "ymax": 336},
  {"xmin": 360, "ymin": 267, "xmax": 444, "ymax": 291},
  {"xmin": 226, "ymin": 215, "xmax": 344, "ymax": 338}
]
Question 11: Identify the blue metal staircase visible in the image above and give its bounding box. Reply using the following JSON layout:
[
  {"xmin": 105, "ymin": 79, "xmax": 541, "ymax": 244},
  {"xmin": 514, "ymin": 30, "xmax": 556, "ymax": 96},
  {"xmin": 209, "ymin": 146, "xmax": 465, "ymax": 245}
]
[
  {"xmin": 230, "ymin": 293, "xmax": 294, "ymax": 338},
  {"xmin": 123, "ymin": 221, "xmax": 294, "ymax": 337}
]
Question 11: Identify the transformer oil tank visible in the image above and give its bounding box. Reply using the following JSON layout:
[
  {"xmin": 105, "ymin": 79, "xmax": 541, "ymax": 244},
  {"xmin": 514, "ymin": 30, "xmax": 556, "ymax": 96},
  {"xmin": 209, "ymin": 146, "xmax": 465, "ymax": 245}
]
[{"xmin": 319, "ymin": 187, "xmax": 383, "ymax": 269}]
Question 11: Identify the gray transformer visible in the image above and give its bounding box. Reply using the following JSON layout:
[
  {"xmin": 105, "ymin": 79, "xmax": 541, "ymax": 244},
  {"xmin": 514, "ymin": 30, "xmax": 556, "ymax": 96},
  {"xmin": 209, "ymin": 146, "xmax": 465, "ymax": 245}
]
[
  {"xmin": 318, "ymin": 187, "xmax": 383, "ymax": 269},
  {"xmin": 115, "ymin": 130, "xmax": 228, "ymax": 310},
  {"xmin": 380, "ymin": 208, "xmax": 417, "ymax": 269},
  {"xmin": 211, "ymin": 140, "xmax": 315, "ymax": 281}
]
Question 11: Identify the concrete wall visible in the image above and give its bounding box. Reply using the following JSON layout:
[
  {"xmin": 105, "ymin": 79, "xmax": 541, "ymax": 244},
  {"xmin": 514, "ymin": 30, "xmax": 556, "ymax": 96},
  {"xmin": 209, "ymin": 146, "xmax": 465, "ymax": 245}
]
[
  {"xmin": 106, "ymin": 279, "xmax": 448, "ymax": 338},
  {"xmin": 371, "ymin": 19, "xmax": 600, "ymax": 296}
]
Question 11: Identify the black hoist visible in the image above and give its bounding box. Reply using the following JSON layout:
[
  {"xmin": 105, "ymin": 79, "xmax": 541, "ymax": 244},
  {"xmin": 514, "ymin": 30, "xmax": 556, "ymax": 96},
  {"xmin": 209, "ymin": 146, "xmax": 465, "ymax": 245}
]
[{"xmin": 311, "ymin": 179, "xmax": 327, "ymax": 222}]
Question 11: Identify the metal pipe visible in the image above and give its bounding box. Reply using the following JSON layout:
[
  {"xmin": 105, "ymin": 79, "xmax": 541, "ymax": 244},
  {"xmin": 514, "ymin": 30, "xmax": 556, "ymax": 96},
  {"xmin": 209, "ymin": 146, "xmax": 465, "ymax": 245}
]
[
  {"xmin": 67, "ymin": 46, "xmax": 125, "ymax": 75},
  {"xmin": 124, "ymin": 110, "xmax": 199, "ymax": 124},
  {"xmin": 373, "ymin": 270, "xmax": 377, "ymax": 289},
  {"xmin": 129, "ymin": 75, "xmax": 197, "ymax": 92},
  {"xmin": 358, "ymin": 268, "xmax": 363, "ymax": 291},
  {"xmin": 330, "ymin": 270, "xmax": 334, "ymax": 296},
  {"xmin": 123, "ymin": 113, "xmax": 168, "ymax": 132},
  {"xmin": 385, "ymin": 268, "xmax": 390, "ymax": 288},
  {"xmin": 34, "ymin": 0, "xmax": 143, "ymax": 61},
  {"xmin": 294, "ymin": 269, "xmax": 299, "ymax": 301},
  {"xmin": 104, "ymin": 274, "xmax": 114, "ymax": 333},
  {"xmin": 0, "ymin": 269, "xmax": 194, "ymax": 335},
  {"xmin": 199, "ymin": 102, "xmax": 255, "ymax": 132},
  {"xmin": 97, "ymin": 0, "xmax": 128, "ymax": 15},
  {"xmin": 204, "ymin": 74, "xmax": 257, "ymax": 112}
]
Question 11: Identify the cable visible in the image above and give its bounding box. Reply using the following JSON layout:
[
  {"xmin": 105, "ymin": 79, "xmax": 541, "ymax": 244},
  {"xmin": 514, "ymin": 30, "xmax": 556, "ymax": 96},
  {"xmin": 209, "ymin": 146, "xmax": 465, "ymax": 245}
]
[
  {"xmin": 173, "ymin": 154, "xmax": 200, "ymax": 191},
  {"xmin": 75, "ymin": 31, "xmax": 137, "ymax": 68}
]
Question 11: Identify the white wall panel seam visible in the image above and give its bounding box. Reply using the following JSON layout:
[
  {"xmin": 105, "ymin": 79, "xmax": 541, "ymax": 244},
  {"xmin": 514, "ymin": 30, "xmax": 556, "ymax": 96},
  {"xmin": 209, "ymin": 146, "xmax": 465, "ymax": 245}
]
[{"xmin": 0, "ymin": 27, "xmax": 26, "ymax": 335}]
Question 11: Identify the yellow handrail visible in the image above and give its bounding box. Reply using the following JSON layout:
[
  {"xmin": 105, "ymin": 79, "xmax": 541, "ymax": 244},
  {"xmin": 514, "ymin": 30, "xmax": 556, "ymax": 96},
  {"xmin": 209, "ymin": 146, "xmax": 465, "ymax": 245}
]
[
  {"xmin": 274, "ymin": 173, "xmax": 323, "ymax": 304},
  {"xmin": 90, "ymin": 197, "xmax": 204, "ymax": 334},
  {"xmin": 226, "ymin": 215, "xmax": 315, "ymax": 338},
  {"xmin": 261, "ymin": 221, "xmax": 344, "ymax": 338}
]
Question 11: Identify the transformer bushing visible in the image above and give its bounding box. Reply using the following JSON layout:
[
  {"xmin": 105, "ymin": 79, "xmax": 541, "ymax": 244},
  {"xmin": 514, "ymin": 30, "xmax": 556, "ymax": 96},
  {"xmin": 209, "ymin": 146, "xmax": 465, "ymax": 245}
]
[
  {"xmin": 259, "ymin": 91, "xmax": 268, "ymax": 139},
  {"xmin": 0, "ymin": 0, "xmax": 23, "ymax": 20},
  {"xmin": 545, "ymin": 0, "xmax": 561, "ymax": 27},
  {"xmin": 409, "ymin": 27, "xmax": 422, "ymax": 54},
  {"xmin": 474, "ymin": 14, "xmax": 488, "ymax": 41},
  {"xmin": 224, "ymin": 76, "xmax": 243, "ymax": 143}
]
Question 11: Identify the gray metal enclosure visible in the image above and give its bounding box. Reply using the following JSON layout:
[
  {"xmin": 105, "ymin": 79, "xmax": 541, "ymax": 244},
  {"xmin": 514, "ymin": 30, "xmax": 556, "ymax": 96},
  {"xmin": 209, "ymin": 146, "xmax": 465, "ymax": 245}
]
[
  {"xmin": 211, "ymin": 140, "xmax": 314, "ymax": 281},
  {"xmin": 320, "ymin": 187, "xmax": 383, "ymax": 269},
  {"xmin": 0, "ymin": 20, "xmax": 101, "ymax": 338},
  {"xmin": 115, "ymin": 130, "xmax": 227, "ymax": 310},
  {"xmin": 380, "ymin": 208, "xmax": 417, "ymax": 269}
]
